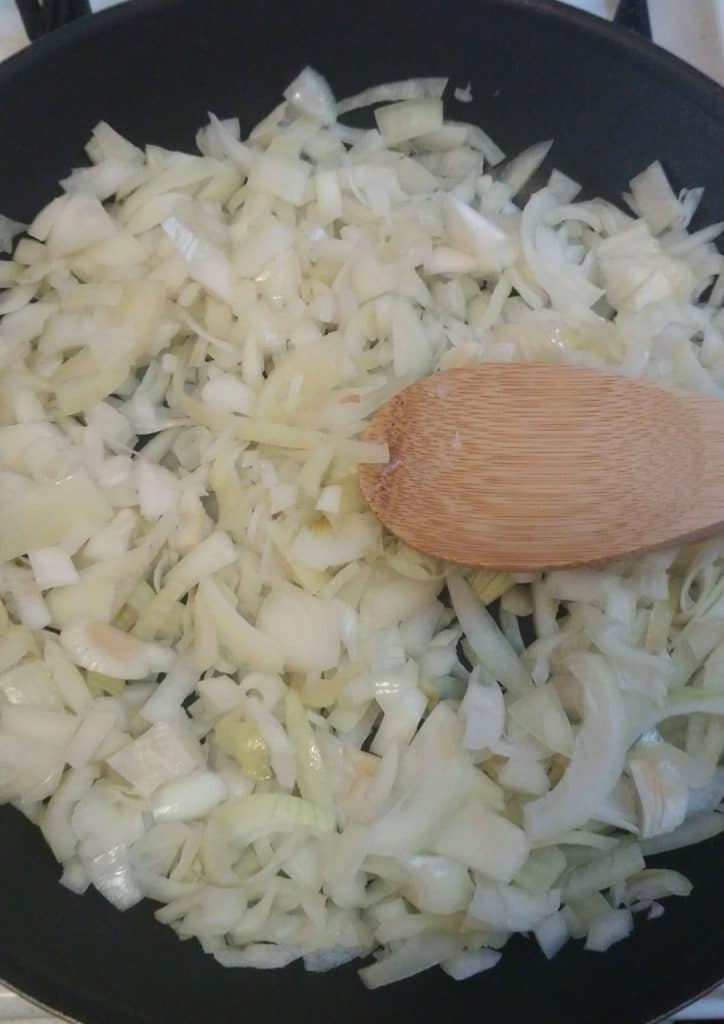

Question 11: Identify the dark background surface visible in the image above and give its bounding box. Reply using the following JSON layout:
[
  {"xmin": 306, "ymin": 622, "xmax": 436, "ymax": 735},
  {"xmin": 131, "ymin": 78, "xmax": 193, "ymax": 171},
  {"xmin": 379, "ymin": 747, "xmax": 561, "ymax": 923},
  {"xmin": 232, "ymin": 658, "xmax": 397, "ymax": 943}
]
[{"xmin": 0, "ymin": 1, "xmax": 723, "ymax": 1022}]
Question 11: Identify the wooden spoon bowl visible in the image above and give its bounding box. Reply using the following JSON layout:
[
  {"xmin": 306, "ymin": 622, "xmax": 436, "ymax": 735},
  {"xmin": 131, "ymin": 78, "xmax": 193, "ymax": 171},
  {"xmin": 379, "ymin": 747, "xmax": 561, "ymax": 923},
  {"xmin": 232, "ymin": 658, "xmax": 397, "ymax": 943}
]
[{"xmin": 359, "ymin": 364, "xmax": 724, "ymax": 571}]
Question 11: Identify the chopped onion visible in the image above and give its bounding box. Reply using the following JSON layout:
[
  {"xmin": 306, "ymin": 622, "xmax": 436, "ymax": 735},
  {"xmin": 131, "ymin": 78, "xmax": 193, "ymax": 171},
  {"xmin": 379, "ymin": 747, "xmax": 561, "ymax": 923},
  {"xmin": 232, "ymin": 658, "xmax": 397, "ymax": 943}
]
[
  {"xmin": 140, "ymin": 659, "xmax": 200, "ymax": 726},
  {"xmin": 459, "ymin": 677, "xmax": 504, "ymax": 750},
  {"xmin": 584, "ymin": 908, "xmax": 633, "ymax": 952},
  {"xmin": 468, "ymin": 882, "xmax": 560, "ymax": 932},
  {"xmin": 136, "ymin": 461, "xmax": 180, "ymax": 521},
  {"xmin": 152, "ymin": 771, "xmax": 227, "ymax": 822},
  {"xmin": 0, "ymin": 470, "xmax": 112, "ymax": 564},
  {"xmin": 29, "ymin": 547, "xmax": 79, "ymax": 590},
  {"xmin": 453, "ymin": 84, "xmax": 473, "ymax": 105},
  {"xmin": 442, "ymin": 948, "xmax": 500, "ymax": 980},
  {"xmin": 211, "ymin": 793, "xmax": 335, "ymax": 845},
  {"xmin": 630, "ymin": 755, "xmax": 688, "ymax": 839},
  {"xmin": 524, "ymin": 656, "xmax": 627, "ymax": 841},
  {"xmin": 562, "ymin": 843, "xmax": 645, "ymax": 902},
  {"xmin": 509, "ymin": 684, "xmax": 574, "ymax": 756},
  {"xmin": 375, "ymin": 100, "xmax": 443, "ymax": 145},
  {"xmin": 433, "ymin": 799, "xmax": 529, "ymax": 883},
  {"xmin": 64, "ymin": 703, "xmax": 119, "ymax": 768},
  {"xmin": 534, "ymin": 910, "xmax": 570, "ymax": 959},
  {"xmin": 0, "ymin": 65, "xmax": 721, "ymax": 987},
  {"xmin": 500, "ymin": 140, "xmax": 553, "ymax": 197},
  {"xmin": 256, "ymin": 587, "xmax": 342, "ymax": 674},
  {"xmin": 83, "ymin": 843, "xmax": 143, "ymax": 910},
  {"xmin": 359, "ymin": 934, "xmax": 459, "ymax": 989},
  {"xmin": 60, "ymin": 619, "xmax": 173, "ymax": 680},
  {"xmin": 246, "ymin": 154, "xmax": 311, "ymax": 207},
  {"xmin": 284, "ymin": 67, "xmax": 337, "ymax": 125},
  {"xmin": 40, "ymin": 765, "xmax": 97, "ymax": 861},
  {"xmin": 640, "ymin": 811, "xmax": 724, "ymax": 855},
  {"xmin": 197, "ymin": 577, "xmax": 283, "ymax": 675},
  {"xmin": 622, "ymin": 868, "xmax": 693, "ymax": 905},
  {"xmin": 107, "ymin": 722, "xmax": 203, "ymax": 796},
  {"xmin": 291, "ymin": 513, "xmax": 380, "ymax": 571},
  {"xmin": 445, "ymin": 196, "xmax": 516, "ymax": 273},
  {"xmin": 628, "ymin": 162, "xmax": 684, "ymax": 234},
  {"xmin": 448, "ymin": 575, "xmax": 532, "ymax": 695},
  {"xmin": 338, "ymin": 78, "xmax": 447, "ymax": 115}
]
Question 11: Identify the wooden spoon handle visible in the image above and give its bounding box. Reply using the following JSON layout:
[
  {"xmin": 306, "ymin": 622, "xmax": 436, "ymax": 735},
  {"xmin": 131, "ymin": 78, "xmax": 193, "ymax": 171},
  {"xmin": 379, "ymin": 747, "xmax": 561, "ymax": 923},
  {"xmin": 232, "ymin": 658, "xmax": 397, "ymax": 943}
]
[{"xmin": 359, "ymin": 365, "xmax": 724, "ymax": 571}]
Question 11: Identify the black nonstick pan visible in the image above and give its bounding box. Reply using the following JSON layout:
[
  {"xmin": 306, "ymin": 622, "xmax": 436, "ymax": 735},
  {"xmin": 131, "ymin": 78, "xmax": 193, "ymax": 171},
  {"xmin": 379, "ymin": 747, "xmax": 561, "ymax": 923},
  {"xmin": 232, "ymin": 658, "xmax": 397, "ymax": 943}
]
[{"xmin": 0, "ymin": 1, "xmax": 723, "ymax": 1022}]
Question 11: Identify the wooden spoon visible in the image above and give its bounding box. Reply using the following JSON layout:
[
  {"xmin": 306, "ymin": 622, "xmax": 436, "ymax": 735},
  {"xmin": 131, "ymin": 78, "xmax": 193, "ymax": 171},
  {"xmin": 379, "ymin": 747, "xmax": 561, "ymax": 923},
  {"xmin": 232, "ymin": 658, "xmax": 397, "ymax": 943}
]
[{"xmin": 358, "ymin": 363, "xmax": 724, "ymax": 571}]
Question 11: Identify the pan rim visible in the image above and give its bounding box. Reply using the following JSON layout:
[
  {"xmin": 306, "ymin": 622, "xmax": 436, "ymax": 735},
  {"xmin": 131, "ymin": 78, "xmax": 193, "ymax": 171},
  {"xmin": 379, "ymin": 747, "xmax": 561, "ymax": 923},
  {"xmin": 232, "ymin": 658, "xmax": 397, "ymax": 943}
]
[
  {"xmin": 0, "ymin": 0, "xmax": 722, "ymax": 119},
  {"xmin": 0, "ymin": 973, "xmax": 80, "ymax": 1024}
]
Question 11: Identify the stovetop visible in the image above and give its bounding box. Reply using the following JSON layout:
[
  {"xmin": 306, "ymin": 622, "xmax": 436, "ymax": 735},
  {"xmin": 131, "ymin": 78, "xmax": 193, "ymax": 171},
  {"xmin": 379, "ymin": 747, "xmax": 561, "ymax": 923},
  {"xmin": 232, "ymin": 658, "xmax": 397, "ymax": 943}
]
[{"xmin": 0, "ymin": 1, "xmax": 721, "ymax": 1021}]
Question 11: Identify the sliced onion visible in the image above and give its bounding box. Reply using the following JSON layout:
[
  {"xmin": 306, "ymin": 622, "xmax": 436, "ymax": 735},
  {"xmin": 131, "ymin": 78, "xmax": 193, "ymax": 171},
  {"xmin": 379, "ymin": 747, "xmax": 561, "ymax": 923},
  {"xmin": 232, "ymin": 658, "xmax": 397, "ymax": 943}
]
[{"xmin": 524, "ymin": 655, "xmax": 627, "ymax": 841}]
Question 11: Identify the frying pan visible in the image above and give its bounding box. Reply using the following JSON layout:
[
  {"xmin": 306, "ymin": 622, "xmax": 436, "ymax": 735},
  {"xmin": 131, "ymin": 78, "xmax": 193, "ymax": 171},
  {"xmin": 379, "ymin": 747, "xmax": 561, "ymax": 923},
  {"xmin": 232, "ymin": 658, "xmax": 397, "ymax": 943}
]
[{"xmin": 0, "ymin": 1, "xmax": 723, "ymax": 1021}]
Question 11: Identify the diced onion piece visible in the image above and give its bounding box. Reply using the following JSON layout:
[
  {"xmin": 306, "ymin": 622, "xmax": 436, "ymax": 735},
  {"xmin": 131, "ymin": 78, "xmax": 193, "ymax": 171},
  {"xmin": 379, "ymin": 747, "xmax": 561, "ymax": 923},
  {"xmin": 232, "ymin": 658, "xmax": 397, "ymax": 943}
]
[
  {"xmin": 284, "ymin": 67, "xmax": 337, "ymax": 125},
  {"xmin": 140, "ymin": 659, "xmax": 200, "ymax": 725},
  {"xmin": 500, "ymin": 140, "xmax": 553, "ymax": 197},
  {"xmin": 338, "ymin": 77, "xmax": 447, "ymax": 115},
  {"xmin": 290, "ymin": 513, "xmax": 380, "ymax": 570},
  {"xmin": 445, "ymin": 196, "xmax": 516, "ymax": 272},
  {"xmin": 200, "ymin": 367, "xmax": 254, "ymax": 414},
  {"xmin": 256, "ymin": 587, "xmax": 341, "ymax": 674},
  {"xmin": 459, "ymin": 678, "xmax": 505, "ymax": 750},
  {"xmin": 442, "ymin": 949, "xmax": 500, "ymax": 980},
  {"xmin": 83, "ymin": 843, "xmax": 143, "ymax": 910},
  {"xmin": 132, "ymin": 531, "xmax": 238, "ymax": 641},
  {"xmin": 107, "ymin": 722, "xmax": 203, "ymax": 796},
  {"xmin": 211, "ymin": 793, "xmax": 335, "ymax": 844},
  {"xmin": 29, "ymin": 547, "xmax": 79, "ymax": 590},
  {"xmin": 628, "ymin": 161, "xmax": 684, "ymax": 234},
  {"xmin": 534, "ymin": 911, "xmax": 570, "ymax": 959},
  {"xmin": 562, "ymin": 843, "xmax": 645, "ymax": 902},
  {"xmin": 359, "ymin": 934, "xmax": 459, "ymax": 990},
  {"xmin": 509, "ymin": 684, "xmax": 574, "ymax": 757},
  {"xmin": 448, "ymin": 575, "xmax": 532, "ymax": 695},
  {"xmin": 136, "ymin": 461, "xmax": 180, "ymax": 521},
  {"xmin": 40, "ymin": 766, "xmax": 96, "ymax": 861},
  {"xmin": 65, "ymin": 702, "xmax": 119, "ymax": 768},
  {"xmin": 60, "ymin": 620, "xmax": 173, "ymax": 680},
  {"xmin": 453, "ymin": 84, "xmax": 473, "ymax": 104},
  {"xmin": 0, "ymin": 471, "xmax": 112, "ymax": 564},
  {"xmin": 584, "ymin": 909, "xmax": 633, "ymax": 953},
  {"xmin": 630, "ymin": 755, "xmax": 688, "ymax": 839},
  {"xmin": 161, "ymin": 216, "xmax": 234, "ymax": 304},
  {"xmin": 285, "ymin": 689, "xmax": 333, "ymax": 810},
  {"xmin": 623, "ymin": 868, "xmax": 692, "ymax": 905},
  {"xmin": 640, "ymin": 811, "xmax": 724, "ymax": 856},
  {"xmin": 392, "ymin": 297, "xmax": 432, "ymax": 378},
  {"xmin": 44, "ymin": 194, "xmax": 118, "ymax": 257},
  {"xmin": 468, "ymin": 882, "xmax": 560, "ymax": 932},
  {"xmin": 197, "ymin": 577, "xmax": 283, "ymax": 674},
  {"xmin": 432, "ymin": 799, "xmax": 529, "ymax": 883},
  {"xmin": 246, "ymin": 154, "xmax": 312, "ymax": 206},
  {"xmin": 375, "ymin": 100, "xmax": 443, "ymax": 145},
  {"xmin": 152, "ymin": 771, "xmax": 228, "ymax": 822}
]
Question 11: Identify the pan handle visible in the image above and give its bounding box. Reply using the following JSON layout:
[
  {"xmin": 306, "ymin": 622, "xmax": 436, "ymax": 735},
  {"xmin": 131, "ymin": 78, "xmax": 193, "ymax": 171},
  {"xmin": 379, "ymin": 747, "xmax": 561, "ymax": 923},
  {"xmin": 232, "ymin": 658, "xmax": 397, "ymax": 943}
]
[
  {"xmin": 14, "ymin": 0, "xmax": 91, "ymax": 40},
  {"xmin": 613, "ymin": 0, "xmax": 651, "ymax": 39}
]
